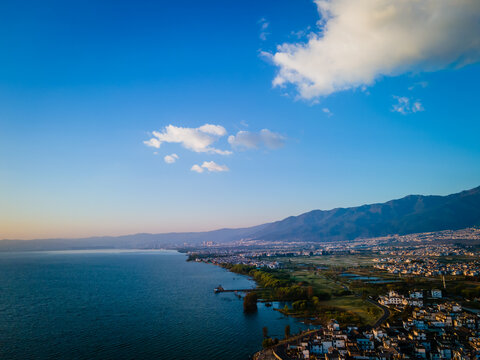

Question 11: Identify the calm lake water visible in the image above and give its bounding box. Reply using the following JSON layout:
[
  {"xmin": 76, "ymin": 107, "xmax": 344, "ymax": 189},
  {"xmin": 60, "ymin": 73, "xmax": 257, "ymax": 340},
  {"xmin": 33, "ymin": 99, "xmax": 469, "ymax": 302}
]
[{"xmin": 0, "ymin": 250, "xmax": 312, "ymax": 359}]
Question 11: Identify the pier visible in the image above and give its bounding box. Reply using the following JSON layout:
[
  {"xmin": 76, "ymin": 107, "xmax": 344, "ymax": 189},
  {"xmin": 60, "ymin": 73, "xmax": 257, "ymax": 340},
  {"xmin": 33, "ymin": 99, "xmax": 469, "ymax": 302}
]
[{"xmin": 214, "ymin": 286, "xmax": 261, "ymax": 293}]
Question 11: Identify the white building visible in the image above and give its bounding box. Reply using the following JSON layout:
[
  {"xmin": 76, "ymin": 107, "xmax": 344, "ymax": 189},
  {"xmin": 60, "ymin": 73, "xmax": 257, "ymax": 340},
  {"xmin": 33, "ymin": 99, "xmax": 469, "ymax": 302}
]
[
  {"xmin": 379, "ymin": 290, "xmax": 405, "ymax": 306},
  {"xmin": 409, "ymin": 291, "xmax": 423, "ymax": 299}
]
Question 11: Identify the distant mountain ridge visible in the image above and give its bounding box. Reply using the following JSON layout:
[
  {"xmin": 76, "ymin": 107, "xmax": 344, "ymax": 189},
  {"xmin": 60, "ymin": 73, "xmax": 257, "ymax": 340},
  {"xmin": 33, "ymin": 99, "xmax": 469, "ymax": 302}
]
[
  {"xmin": 249, "ymin": 185, "xmax": 480, "ymax": 242},
  {"xmin": 1, "ymin": 186, "xmax": 480, "ymax": 251},
  {"xmin": 0, "ymin": 225, "xmax": 268, "ymax": 251}
]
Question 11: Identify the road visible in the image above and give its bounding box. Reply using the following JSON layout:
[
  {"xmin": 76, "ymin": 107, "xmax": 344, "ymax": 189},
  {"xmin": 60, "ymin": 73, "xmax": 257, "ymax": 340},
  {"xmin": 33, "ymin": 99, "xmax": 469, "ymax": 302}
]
[
  {"xmin": 366, "ymin": 298, "xmax": 391, "ymax": 327},
  {"xmin": 339, "ymin": 280, "xmax": 390, "ymax": 328}
]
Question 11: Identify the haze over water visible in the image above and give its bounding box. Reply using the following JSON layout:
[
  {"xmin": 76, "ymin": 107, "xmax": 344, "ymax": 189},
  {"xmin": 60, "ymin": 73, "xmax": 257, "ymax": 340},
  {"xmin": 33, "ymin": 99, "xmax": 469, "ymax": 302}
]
[{"xmin": 0, "ymin": 250, "xmax": 310, "ymax": 359}]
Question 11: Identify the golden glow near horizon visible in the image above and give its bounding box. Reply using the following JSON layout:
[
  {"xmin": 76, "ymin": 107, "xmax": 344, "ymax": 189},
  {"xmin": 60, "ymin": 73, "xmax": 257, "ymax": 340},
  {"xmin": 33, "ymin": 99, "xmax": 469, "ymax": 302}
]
[{"xmin": 0, "ymin": 214, "xmax": 269, "ymax": 240}]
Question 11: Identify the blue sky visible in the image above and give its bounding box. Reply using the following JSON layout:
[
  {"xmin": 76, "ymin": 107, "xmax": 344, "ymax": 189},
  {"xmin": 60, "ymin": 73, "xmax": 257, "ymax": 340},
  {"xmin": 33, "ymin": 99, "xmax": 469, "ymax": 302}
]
[{"xmin": 1, "ymin": 0, "xmax": 480, "ymax": 239}]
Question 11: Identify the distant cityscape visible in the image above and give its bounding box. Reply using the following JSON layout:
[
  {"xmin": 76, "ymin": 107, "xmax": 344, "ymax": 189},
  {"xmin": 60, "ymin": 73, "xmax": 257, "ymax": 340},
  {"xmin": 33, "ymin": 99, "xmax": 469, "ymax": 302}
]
[{"xmin": 186, "ymin": 227, "xmax": 480, "ymax": 271}]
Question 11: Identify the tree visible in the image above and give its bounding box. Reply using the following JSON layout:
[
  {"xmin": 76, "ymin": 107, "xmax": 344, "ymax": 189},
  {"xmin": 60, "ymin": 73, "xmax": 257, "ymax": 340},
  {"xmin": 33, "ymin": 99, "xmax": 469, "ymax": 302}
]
[
  {"xmin": 307, "ymin": 286, "xmax": 314, "ymax": 299},
  {"xmin": 262, "ymin": 338, "xmax": 275, "ymax": 348},
  {"xmin": 243, "ymin": 292, "xmax": 258, "ymax": 313},
  {"xmin": 262, "ymin": 326, "xmax": 268, "ymax": 338},
  {"xmin": 284, "ymin": 325, "xmax": 290, "ymax": 339}
]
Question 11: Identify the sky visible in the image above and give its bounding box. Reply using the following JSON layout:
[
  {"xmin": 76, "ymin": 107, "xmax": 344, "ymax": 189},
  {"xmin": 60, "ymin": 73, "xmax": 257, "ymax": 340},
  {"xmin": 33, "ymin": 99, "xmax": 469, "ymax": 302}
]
[{"xmin": 1, "ymin": 0, "xmax": 480, "ymax": 239}]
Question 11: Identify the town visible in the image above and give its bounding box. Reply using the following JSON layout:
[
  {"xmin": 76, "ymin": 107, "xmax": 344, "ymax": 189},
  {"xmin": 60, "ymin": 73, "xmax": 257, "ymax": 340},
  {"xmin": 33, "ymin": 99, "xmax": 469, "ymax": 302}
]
[
  {"xmin": 373, "ymin": 258, "xmax": 480, "ymax": 277},
  {"xmin": 270, "ymin": 289, "xmax": 480, "ymax": 359},
  {"xmin": 182, "ymin": 227, "xmax": 480, "ymax": 359},
  {"xmin": 185, "ymin": 227, "xmax": 480, "ymax": 272}
]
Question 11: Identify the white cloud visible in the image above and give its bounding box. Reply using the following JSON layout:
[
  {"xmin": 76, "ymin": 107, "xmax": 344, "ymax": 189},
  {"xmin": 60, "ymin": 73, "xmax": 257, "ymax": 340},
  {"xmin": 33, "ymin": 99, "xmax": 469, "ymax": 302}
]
[
  {"xmin": 228, "ymin": 129, "xmax": 285, "ymax": 150},
  {"xmin": 201, "ymin": 161, "xmax": 229, "ymax": 172},
  {"xmin": 258, "ymin": 18, "xmax": 270, "ymax": 41},
  {"xmin": 392, "ymin": 96, "xmax": 424, "ymax": 115},
  {"xmin": 144, "ymin": 124, "xmax": 231, "ymax": 155},
  {"xmin": 197, "ymin": 124, "xmax": 227, "ymax": 136},
  {"xmin": 268, "ymin": 0, "xmax": 480, "ymax": 99},
  {"xmin": 191, "ymin": 164, "xmax": 204, "ymax": 173},
  {"xmin": 322, "ymin": 108, "xmax": 333, "ymax": 117},
  {"xmin": 191, "ymin": 161, "xmax": 229, "ymax": 173},
  {"xmin": 144, "ymin": 138, "xmax": 161, "ymax": 148},
  {"xmin": 164, "ymin": 153, "xmax": 179, "ymax": 164}
]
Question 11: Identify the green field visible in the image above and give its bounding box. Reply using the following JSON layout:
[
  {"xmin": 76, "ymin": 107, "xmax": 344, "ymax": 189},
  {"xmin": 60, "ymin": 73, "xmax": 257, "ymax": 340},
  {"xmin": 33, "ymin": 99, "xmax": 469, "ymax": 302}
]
[
  {"xmin": 279, "ymin": 254, "xmax": 377, "ymax": 268},
  {"xmin": 318, "ymin": 296, "xmax": 383, "ymax": 326},
  {"xmin": 291, "ymin": 269, "xmax": 344, "ymax": 295},
  {"xmin": 287, "ymin": 266, "xmax": 384, "ymax": 326}
]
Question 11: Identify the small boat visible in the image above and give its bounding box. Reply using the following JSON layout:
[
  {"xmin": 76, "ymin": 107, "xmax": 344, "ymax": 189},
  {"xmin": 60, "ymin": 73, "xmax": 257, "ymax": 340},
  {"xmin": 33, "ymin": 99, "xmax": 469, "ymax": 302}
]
[{"xmin": 214, "ymin": 285, "xmax": 224, "ymax": 293}]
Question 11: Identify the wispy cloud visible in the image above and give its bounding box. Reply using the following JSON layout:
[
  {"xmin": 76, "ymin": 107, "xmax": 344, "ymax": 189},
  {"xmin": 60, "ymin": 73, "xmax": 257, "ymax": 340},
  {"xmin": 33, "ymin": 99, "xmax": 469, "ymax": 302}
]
[
  {"xmin": 164, "ymin": 153, "xmax": 179, "ymax": 164},
  {"xmin": 191, "ymin": 161, "xmax": 229, "ymax": 173},
  {"xmin": 144, "ymin": 124, "xmax": 231, "ymax": 155},
  {"xmin": 228, "ymin": 129, "xmax": 285, "ymax": 150},
  {"xmin": 322, "ymin": 108, "xmax": 333, "ymax": 117},
  {"xmin": 392, "ymin": 96, "xmax": 425, "ymax": 115},
  {"xmin": 266, "ymin": 0, "xmax": 480, "ymax": 99},
  {"xmin": 290, "ymin": 26, "xmax": 311, "ymax": 40},
  {"xmin": 258, "ymin": 18, "xmax": 270, "ymax": 41},
  {"xmin": 408, "ymin": 81, "xmax": 429, "ymax": 91}
]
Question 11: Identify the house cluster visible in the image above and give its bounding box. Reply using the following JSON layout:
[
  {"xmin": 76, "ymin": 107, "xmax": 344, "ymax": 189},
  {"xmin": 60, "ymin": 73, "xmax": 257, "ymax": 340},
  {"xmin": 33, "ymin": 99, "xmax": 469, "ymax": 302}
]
[
  {"xmin": 402, "ymin": 301, "xmax": 476, "ymax": 333},
  {"xmin": 367, "ymin": 228, "xmax": 480, "ymax": 246},
  {"xmin": 373, "ymin": 257, "xmax": 480, "ymax": 277},
  {"xmin": 397, "ymin": 301, "xmax": 480, "ymax": 359},
  {"xmin": 284, "ymin": 320, "xmax": 399, "ymax": 360},
  {"xmin": 279, "ymin": 303, "xmax": 480, "ymax": 360},
  {"xmin": 379, "ymin": 290, "xmax": 442, "ymax": 309},
  {"xmin": 376, "ymin": 245, "xmax": 476, "ymax": 258}
]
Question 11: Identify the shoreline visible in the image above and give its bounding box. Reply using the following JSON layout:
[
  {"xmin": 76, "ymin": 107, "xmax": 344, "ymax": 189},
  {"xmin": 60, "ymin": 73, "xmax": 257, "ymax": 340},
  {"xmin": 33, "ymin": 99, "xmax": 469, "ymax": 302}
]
[
  {"xmin": 204, "ymin": 261, "xmax": 322, "ymax": 359},
  {"xmin": 203, "ymin": 260, "xmax": 321, "ymax": 323},
  {"xmin": 192, "ymin": 259, "xmax": 324, "ymax": 357}
]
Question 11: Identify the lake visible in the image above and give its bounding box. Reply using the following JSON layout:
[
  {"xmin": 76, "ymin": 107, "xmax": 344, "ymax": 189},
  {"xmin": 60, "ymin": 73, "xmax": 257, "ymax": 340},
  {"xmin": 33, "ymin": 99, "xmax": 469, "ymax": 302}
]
[
  {"xmin": 0, "ymin": 250, "xmax": 311, "ymax": 359},
  {"xmin": 340, "ymin": 272, "xmax": 400, "ymax": 284}
]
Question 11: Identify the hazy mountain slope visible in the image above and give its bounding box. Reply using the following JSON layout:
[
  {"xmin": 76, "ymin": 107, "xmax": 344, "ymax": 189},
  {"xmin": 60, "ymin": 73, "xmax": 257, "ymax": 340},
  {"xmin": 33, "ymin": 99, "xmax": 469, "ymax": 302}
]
[
  {"xmin": 1, "ymin": 186, "xmax": 479, "ymax": 250},
  {"xmin": 0, "ymin": 224, "xmax": 268, "ymax": 251},
  {"xmin": 250, "ymin": 186, "xmax": 480, "ymax": 242}
]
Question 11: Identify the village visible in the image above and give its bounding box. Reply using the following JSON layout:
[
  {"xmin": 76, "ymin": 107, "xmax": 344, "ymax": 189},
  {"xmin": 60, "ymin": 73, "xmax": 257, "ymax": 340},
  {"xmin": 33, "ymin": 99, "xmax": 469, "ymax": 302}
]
[
  {"xmin": 269, "ymin": 288, "xmax": 480, "ymax": 360},
  {"xmin": 373, "ymin": 258, "xmax": 480, "ymax": 277}
]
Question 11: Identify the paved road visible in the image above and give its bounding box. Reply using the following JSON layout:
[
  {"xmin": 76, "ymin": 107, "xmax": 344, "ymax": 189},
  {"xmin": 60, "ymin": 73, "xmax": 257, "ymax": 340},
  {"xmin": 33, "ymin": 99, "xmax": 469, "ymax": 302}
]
[
  {"xmin": 366, "ymin": 298, "xmax": 391, "ymax": 327},
  {"xmin": 253, "ymin": 348, "xmax": 277, "ymax": 360},
  {"xmin": 273, "ymin": 346, "xmax": 293, "ymax": 360}
]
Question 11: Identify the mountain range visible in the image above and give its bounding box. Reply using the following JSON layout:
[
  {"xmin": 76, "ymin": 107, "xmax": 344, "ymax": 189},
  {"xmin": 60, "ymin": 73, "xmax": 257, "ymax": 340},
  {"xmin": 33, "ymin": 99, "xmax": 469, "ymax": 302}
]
[{"xmin": 1, "ymin": 185, "xmax": 480, "ymax": 251}]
